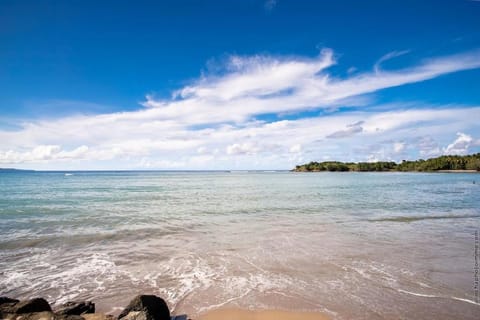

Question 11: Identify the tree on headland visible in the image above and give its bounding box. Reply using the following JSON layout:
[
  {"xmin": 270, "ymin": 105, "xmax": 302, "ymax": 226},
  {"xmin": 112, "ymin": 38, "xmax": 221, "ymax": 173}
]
[{"xmin": 294, "ymin": 153, "xmax": 480, "ymax": 172}]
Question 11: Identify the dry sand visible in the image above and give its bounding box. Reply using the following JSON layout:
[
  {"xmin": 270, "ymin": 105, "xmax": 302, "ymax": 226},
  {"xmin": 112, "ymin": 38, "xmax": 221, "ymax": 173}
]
[{"xmin": 197, "ymin": 308, "xmax": 331, "ymax": 320}]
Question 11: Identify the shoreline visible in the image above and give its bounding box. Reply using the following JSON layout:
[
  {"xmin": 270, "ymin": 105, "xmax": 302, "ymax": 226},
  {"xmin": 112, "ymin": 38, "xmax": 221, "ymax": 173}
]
[
  {"xmin": 198, "ymin": 308, "xmax": 331, "ymax": 320},
  {"xmin": 292, "ymin": 169, "xmax": 479, "ymax": 173},
  {"xmin": 0, "ymin": 296, "xmax": 331, "ymax": 320},
  {"xmin": 436, "ymin": 169, "xmax": 479, "ymax": 173}
]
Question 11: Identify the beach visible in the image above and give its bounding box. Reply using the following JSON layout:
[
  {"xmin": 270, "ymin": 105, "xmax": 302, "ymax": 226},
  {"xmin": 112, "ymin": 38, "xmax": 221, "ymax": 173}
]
[
  {"xmin": 1, "ymin": 171, "xmax": 479, "ymax": 319},
  {"xmin": 2, "ymin": 0, "xmax": 480, "ymax": 318},
  {"xmin": 198, "ymin": 309, "xmax": 331, "ymax": 320}
]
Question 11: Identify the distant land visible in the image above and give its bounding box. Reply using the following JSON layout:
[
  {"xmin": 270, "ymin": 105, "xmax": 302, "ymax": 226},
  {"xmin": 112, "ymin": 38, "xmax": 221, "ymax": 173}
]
[
  {"xmin": 0, "ymin": 168, "xmax": 35, "ymax": 172},
  {"xmin": 294, "ymin": 153, "xmax": 480, "ymax": 172},
  {"xmin": 2, "ymin": 154, "xmax": 480, "ymax": 173}
]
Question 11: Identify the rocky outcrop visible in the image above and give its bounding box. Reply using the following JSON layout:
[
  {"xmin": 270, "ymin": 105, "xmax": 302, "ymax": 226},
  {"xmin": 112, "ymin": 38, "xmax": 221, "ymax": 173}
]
[
  {"xmin": 0, "ymin": 298, "xmax": 95, "ymax": 320},
  {"xmin": 0, "ymin": 297, "xmax": 20, "ymax": 305},
  {"xmin": 1, "ymin": 311, "xmax": 87, "ymax": 320},
  {"xmin": 2, "ymin": 311, "xmax": 55, "ymax": 320},
  {"xmin": 0, "ymin": 298, "xmax": 52, "ymax": 315},
  {"xmin": 55, "ymin": 301, "xmax": 95, "ymax": 316},
  {"xmin": 82, "ymin": 314, "xmax": 114, "ymax": 320},
  {"xmin": 117, "ymin": 295, "xmax": 170, "ymax": 320},
  {"xmin": 117, "ymin": 311, "xmax": 148, "ymax": 320},
  {"xmin": 0, "ymin": 295, "xmax": 176, "ymax": 320}
]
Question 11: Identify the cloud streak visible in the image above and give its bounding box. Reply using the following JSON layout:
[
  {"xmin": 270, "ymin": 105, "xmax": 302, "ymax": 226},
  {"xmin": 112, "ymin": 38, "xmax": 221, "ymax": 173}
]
[
  {"xmin": 327, "ymin": 121, "xmax": 364, "ymax": 139},
  {"xmin": 141, "ymin": 49, "xmax": 480, "ymax": 126},
  {"xmin": 374, "ymin": 50, "xmax": 411, "ymax": 73}
]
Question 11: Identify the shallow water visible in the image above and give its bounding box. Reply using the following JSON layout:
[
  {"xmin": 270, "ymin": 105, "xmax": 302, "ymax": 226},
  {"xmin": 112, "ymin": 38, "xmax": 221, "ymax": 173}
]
[{"xmin": 0, "ymin": 171, "xmax": 479, "ymax": 319}]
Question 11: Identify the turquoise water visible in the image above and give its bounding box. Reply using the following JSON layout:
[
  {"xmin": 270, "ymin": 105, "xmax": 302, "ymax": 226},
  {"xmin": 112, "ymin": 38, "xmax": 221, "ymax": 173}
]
[{"xmin": 0, "ymin": 171, "xmax": 479, "ymax": 319}]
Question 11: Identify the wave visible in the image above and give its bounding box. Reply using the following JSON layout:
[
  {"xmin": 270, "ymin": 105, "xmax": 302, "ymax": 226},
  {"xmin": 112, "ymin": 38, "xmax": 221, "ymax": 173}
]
[
  {"xmin": 397, "ymin": 289, "xmax": 480, "ymax": 306},
  {"xmin": 0, "ymin": 225, "xmax": 194, "ymax": 250},
  {"xmin": 368, "ymin": 214, "xmax": 480, "ymax": 223}
]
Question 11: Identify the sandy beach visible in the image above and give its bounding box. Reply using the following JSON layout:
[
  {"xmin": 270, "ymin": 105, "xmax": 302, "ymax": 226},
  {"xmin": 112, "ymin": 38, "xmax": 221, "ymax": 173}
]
[
  {"xmin": 198, "ymin": 308, "xmax": 331, "ymax": 320},
  {"xmin": 2, "ymin": 172, "xmax": 479, "ymax": 319}
]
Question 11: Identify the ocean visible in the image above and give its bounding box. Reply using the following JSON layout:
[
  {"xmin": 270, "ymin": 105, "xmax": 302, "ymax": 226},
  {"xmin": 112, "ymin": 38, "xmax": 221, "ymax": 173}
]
[{"xmin": 0, "ymin": 171, "xmax": 479, "ymax": 319}]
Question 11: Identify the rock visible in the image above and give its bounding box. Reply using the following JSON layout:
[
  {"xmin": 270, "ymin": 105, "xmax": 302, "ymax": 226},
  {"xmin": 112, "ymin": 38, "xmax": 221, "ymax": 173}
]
[
  {"xmin": 82, "ymin": 313, "xmax": 114, "ymax": 320},
  {"xmin": 56, "ymin": 315, "xmax": 86, "ymax": 320},
  {"xmin": 0, "ymin": 297, "xmax": 19, "ymax": 318},
  {"xmin": 0, "ymin": 297, "xmax": 19, "ymax": 305},
  {"xmin": 118, "ymin": 311, "xmax": 148, "ymax": 320},
  {"xmin": 8, "ymin": 298, "xmax": 52, "ymax": 314},
  {"xmin": 55, "ymin": 301, "xmax": 95, "ymax": 315},
  {"xmin": 1, "ymin": 311, "xmax": 56, "ymax": 320},
  {"xmin": 117, "ymin": 295, "xmax": 170, "ymax": 320},
  {"xmin": 5, "ymin": 311, "xmax": 87, "ymax": 320}
]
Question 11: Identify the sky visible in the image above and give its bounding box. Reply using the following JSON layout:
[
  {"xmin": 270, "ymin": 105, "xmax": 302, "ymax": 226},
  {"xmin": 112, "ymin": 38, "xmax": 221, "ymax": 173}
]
[{"xmin": 1, "ymin": 0, "xmax": 480, "ymax": 170}]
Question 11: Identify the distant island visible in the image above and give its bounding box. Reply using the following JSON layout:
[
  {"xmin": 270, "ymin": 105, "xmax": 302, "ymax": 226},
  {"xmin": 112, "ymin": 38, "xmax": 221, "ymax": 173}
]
[
  {"xmin": 0, "ymin": 168, "xmax": 35, "ymax": 173},
  {"xmin": 293, "ymin": 153, "xmax": 480, "ymax": 172}
]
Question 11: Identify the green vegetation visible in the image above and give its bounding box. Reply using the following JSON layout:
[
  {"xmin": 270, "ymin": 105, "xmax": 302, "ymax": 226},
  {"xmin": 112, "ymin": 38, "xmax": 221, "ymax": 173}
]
[{"xmin": 294, "ymin": 153, "xmax": 480, "ymax": 172}]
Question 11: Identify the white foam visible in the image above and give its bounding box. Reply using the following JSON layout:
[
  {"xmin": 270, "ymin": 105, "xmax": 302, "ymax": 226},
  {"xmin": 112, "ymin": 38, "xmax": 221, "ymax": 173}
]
[
  {"xmin": 197, "ymin": 288, "xmax": 253, "ymax": 314},
  {"xmin": 150, "ymin": 254, "xmax": 219, "ymax": 312},
  {"xmin": 416, "ymin": 281, "xmax": 431, "ymax": 288},
  {"xmin": 397, "ymin": 289, "xmax": 437, "ymax": 298},
  {"xmin": 450, "ymin": 297, "xmax": 480, "ymax": 306},
  {"xmin": 397, "ymin": 289, "xmax": 480, "ymax": 306},
  {"xmin": 0, "ymin": 248, "xmax": 135, "ymax": 307}
]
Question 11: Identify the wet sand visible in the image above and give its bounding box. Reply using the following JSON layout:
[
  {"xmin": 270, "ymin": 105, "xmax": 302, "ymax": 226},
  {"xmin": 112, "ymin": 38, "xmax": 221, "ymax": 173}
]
[{"xmin": 197, "ymin": 308, "xmax": 331, "ymax": 320}]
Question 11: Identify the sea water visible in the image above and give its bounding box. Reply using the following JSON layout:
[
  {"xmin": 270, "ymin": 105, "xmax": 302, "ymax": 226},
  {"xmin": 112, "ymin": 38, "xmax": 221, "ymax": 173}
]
[{"xmin": 0, "ymin": 171, "xmax": 479, "ymax": 319}]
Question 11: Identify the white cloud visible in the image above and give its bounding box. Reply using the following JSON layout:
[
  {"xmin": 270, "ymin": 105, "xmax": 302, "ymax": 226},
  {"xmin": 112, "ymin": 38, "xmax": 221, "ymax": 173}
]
[
  {"xmin": 1, "ymin": 48, "xmax": 480, "ymax": 169},
  {"xmin": 226, "ymin": 142, "xmax": 281, "ymax": 155},
  {"xmin": 327, "ymin": 121, "xmax": 364, "ymax": 139},
  {"xmin": 417, "ymin": 136, "xmax": 441, "ymax": 157},
  {"xmin": 443, "ymin": 132, "xmax": 473, "ymax": 155},
  {"xmin": 226, "ymin": 143, "xmax": 258, "ymax": 155},
  {"xmin": 289, "ymin": 144, "xmax": 302, "ymax": 153},
  {"xmin": 393, "ymin": 142, "xmax": 406, "ymax": 153},
  {"xmin": 142, "ymin": 49, "xmax": 480, "ymax": 126},
  {"xmin": 2, "ymin": 106, "xmax": 478, "ymax": 169},
  {"xmin": 0, "ymin": 145, "xmax": 89, "ymax": 164}
]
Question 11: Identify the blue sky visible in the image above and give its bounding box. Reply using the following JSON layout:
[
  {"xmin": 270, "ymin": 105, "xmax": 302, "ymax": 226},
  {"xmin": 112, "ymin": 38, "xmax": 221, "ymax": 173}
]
[{"xmin": 1, "ymin": 0, "xmax": 480, "ymax": 170}]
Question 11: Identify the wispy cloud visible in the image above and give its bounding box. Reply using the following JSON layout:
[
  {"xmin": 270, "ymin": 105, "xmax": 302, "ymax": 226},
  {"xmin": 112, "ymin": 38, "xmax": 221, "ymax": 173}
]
[
  {"xmin": 264, "ymin": 0, "xmax": 277, "ymax": 12},
  {"xmin": 143, "ymin": 48, "xmax": 480, "ymax": 125},
  {"xmin": 327, "ymin": 121, "xmax": 364, "ymax": 139},
  {"xmin": 374, "ymin": 50, "xmax": 410, "ymax": 73},
  {"xmin": 1, "ymin": 48, "xmax": 480, "ymax": 169}
]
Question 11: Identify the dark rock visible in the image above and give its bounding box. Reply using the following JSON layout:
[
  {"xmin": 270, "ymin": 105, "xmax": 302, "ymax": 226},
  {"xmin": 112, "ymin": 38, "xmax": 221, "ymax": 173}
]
[
  {"xmin": 118, "ymin": 311, "xmax": 148, "ymax": 320},
  {"xmin": 56, "ymin": 314, "xmax": 85, "ymax": 320},
  {"xmin": 9, "ymin": 298, "xmax": 52, "ymax": 314},
  {"xmin": 1, "ymin": 311, "xmax": 56, "ymax": 320},
  {"xmin": 0, "ymin": 297, "xmax": 19, "ymax": 305},
  {"xmin": 117, "ymin": 295, "xmax": 169, "ymax": 320},
  {"xmin": 0, "ymin": 297, "xmax": 19, "ymax": 318},
  {"xmin": 83, "ymin": 314, "xmax": 114, "ymax": 320},
  {"xmin": 3, "ymin": 311, "xmax": 87, "ymax": 320},
  {"xmin": 55, "ymin": 301, "xmax": 95, "ymax": 315}
]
